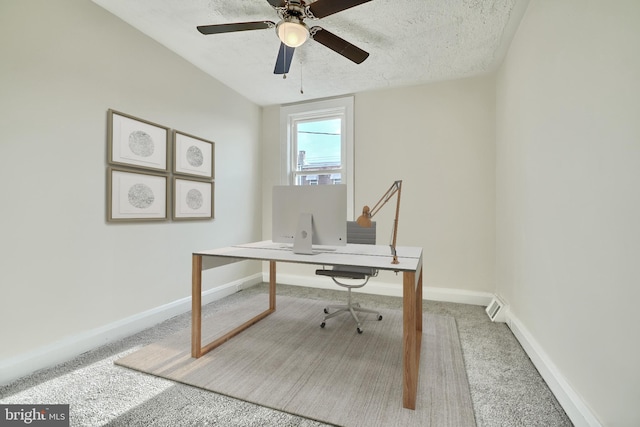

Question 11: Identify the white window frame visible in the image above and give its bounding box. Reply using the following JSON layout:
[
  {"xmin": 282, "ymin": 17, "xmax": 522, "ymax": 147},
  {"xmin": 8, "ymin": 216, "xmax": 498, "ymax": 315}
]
[{"xmin": 280, "ymin": 96, "xmax": 354, "ymax": 219}]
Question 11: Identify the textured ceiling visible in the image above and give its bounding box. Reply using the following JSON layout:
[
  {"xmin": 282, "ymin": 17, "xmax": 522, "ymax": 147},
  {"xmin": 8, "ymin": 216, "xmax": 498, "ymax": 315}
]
[{"xmin": 92, "ymin": 0, "xmax": 529, "ymax": 106}]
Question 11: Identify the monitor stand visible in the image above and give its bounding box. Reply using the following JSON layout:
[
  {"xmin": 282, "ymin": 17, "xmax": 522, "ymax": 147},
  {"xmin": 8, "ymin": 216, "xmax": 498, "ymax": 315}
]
[{"xmin": 293, "ymin": 213, "xmax": 313, "ymax": 255}]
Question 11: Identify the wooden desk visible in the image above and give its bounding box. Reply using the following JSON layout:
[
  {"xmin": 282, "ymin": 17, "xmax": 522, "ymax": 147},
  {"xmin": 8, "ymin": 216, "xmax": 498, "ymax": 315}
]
[{"xmin": 192, "ymin": 241, "xmax": 423, "ymax": 410}]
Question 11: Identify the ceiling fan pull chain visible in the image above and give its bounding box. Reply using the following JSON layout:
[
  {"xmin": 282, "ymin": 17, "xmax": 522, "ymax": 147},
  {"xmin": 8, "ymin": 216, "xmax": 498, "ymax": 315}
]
[
  {"xmin": 283, "ymin": 47, "xmax": 287, "ymax": 79},
  {"xmin": 300, "ymin": 63, "xmax": 304, "ymax": 94}
]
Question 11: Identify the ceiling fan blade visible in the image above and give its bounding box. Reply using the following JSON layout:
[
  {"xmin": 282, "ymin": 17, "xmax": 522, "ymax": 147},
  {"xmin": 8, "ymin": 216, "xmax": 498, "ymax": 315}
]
[
  {"xmin": 274, "ymin": 43, "xmax": 295, "ymax": 74},
  {"xmin": 197, "ymin": 21, "xmax": 275, "ymax": 35},
  {"xmin": 307, "ymin": 0, "xmax": 372, "ymax": 19},
  {"xmin": 310, "ymin": 27, "xmax": 369, "ymax": 64},
  {"xmin": 265, "ymin": 0, "xmax": 286, "ymax": 7}
]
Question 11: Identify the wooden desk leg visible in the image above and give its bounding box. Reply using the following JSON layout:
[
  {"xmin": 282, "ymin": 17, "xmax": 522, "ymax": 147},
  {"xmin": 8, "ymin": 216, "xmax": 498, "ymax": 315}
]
[
  {"xmin": 191, "ymin": 254, "xmax": 203, "ymax": 358},
  {"xmin": 403, "ymin": 268, "xmax": 423, "ymax": 410},
  {"xmin": 269, "ymin": 261, "xmax": 276, "ymax": 311},
  {"xmin": 191, "ymin": 258, "xmax": 277, "ymax": 359},
  {"xmin": 416, "ymin": 267, "xmax": 423, "ymax": 338}
]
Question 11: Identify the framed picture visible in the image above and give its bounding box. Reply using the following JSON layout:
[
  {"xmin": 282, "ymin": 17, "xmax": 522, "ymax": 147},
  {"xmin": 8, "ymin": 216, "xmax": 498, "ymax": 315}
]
[
  {"xmin": 107, "ymin": 168, "xmax": 169, "ymax": 222},
  {"xmin": 173, "ymin": 177, "xmax": 214, "ymax": 220},
  {"xmin": 108, "ymin": 109, "xmax": 169, "ymax": 172},
  {"xmin": 173, "ymin": 130, "xmax": 214, "ymax": 179}
]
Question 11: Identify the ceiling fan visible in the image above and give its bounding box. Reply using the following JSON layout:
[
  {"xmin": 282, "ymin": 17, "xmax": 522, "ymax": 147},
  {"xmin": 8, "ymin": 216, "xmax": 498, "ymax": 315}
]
[{"xmin": 197, "ymin": 0, "xmax": 372, "ymax": 75}]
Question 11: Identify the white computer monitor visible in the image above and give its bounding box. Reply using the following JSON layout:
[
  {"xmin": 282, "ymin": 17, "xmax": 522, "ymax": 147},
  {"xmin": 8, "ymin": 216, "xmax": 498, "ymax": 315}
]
[{"xmin": 272, "ymin": 184, "xmax": 347, "ymax": 254}]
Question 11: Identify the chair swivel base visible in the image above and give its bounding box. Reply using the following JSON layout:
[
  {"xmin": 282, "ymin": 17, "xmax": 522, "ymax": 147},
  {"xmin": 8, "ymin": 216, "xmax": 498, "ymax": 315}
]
[{"xmin": 320, "ymin": 303, "xmax": 383, "ymax": 334}]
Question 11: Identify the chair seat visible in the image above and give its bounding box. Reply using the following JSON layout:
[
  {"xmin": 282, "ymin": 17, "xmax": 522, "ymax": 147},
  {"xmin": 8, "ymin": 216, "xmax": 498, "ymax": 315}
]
[{"xmin": 315, "ymin": 265, "xmax": 374, "ymax": 280}]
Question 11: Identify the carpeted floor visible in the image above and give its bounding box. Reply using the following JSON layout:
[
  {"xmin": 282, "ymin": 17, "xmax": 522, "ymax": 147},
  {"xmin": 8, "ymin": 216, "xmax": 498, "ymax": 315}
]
[{"xmin": 0, "ymin": 284, "xmax": 573, "ymax": 426}]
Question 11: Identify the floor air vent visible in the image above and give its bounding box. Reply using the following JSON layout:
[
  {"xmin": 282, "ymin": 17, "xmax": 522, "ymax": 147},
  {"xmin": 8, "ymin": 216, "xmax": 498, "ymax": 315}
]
[{"xmin": 486, "ymin": 296, "xmax": 507, "ymax": 322}]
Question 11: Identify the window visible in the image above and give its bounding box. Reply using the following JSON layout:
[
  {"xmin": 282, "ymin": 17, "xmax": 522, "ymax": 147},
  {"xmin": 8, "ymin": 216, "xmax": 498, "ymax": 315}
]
[{"xmin": 280, "ymin": 96, "xmax": 354, "ymax": 217}]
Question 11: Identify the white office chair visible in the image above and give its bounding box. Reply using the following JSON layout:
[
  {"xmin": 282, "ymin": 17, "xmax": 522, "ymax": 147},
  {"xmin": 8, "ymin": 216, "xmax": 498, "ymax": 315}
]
[{"xmin": 316, "ymin": 221, "xmax": 383, "ymax": 334}]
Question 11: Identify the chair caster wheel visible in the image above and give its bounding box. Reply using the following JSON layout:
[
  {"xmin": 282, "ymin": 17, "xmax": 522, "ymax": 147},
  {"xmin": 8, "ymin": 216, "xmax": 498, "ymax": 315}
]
[
  {"xmin": 320, "ymin": 322, "xmax": 326, "ymax": 328},
  {"xmin": 323, "ymin": 308, "xmax": 329, "ymax": 314},
  {"xmin": 377, "ymin": 315, "xmax": 383, "ymax": 321},
  {"xmin": 357, "ymin": 328, "xmax": 363, "ymax": 334}
]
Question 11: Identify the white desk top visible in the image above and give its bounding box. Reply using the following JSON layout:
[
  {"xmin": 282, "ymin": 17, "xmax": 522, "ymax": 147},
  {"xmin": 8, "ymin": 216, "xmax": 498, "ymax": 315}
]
[{"xmin": 194, "ymin": 240, "xmax": 422, "ymax": 272}]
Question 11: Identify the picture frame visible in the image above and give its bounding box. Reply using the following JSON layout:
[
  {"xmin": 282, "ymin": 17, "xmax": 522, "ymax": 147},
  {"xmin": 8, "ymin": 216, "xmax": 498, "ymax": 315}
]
[
  {"xmin": 108, "ymin": 109, "xmax": 169, "ymax": 172},
  {"xmin": 173, "ymin": 130, "xmax": 215, "ymax": 179},
  {"xmin": 173, "ymin": 177, "xmax": 214, "ymax": 220},
  {"xmin": 107, "ymin": 167, "xmax": 169, "ymax": 222}
]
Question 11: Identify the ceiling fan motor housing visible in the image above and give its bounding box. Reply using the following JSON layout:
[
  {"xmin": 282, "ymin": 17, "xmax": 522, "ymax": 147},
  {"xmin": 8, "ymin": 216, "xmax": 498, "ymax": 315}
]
[{"xmin": 278, "ymin": 0, "xmax": 307, "ymax": 19}]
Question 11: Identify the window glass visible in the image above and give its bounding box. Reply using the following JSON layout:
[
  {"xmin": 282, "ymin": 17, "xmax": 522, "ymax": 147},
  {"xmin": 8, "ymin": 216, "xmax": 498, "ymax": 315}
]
[{"xmin": 294, "ymin": 118, "xmax": 342, "ymax": 185}]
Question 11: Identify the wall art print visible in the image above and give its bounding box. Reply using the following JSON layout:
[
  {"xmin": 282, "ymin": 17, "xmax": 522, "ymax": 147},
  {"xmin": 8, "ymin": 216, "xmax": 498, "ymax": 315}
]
[
  {"xmin": 173, "ymin": 130, "xmax": 214, "ymax": 179},
  {"xmin": 173, "ymin": 177, "xmax": 214, "ymax": 220},
  {"xmin": 108, "ymin": 109, "xmax": 169, "ymax": 172},
  {"xmin": 108, "ymin": 168, "xmax": 168, "ymax": 222}
]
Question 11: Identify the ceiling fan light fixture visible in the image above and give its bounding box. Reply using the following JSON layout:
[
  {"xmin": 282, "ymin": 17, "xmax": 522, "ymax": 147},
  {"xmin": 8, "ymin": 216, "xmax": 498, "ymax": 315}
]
[{"xmin": 277, "ymin": 20, "xmax": 309, "ymax": 48}]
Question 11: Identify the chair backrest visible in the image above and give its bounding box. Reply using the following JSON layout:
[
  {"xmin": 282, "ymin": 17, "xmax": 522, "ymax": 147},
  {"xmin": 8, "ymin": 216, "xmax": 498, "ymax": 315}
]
[{"xmin": 346, "ymin": 221, "xmax": 376, "ymax": 245}]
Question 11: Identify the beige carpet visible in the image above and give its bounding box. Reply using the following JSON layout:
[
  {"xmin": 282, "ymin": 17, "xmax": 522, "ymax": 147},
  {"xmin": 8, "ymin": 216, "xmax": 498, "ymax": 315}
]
[{"xmin": 116, "ymin": 294, "xmax": 476, "ymax": 427}]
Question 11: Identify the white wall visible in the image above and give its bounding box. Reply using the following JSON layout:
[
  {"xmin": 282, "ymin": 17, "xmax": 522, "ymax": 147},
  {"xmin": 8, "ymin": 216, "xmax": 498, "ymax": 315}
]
[
  {"xmin": 496, "ymin": 1, "xmax": 640, "ymax": 425},
  {"xmin": 262, "ymin": 76, "xmax": 496, "ymax": 300},
  {"xmin": 0, "ymin": 0, "xmax": 262, "ymax": 379}
]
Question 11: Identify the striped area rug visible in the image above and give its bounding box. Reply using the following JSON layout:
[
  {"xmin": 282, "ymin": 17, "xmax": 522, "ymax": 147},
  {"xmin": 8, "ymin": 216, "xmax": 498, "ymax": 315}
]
[{"xmin": 116, "ymin": 294, "xmax": 475, "ymax": 427}]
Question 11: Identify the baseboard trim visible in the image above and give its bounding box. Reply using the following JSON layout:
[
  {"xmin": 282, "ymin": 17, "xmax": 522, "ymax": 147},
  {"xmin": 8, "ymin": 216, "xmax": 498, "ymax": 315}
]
[
  {"xmin": 507, "ymin": 313, "xmax": 602, "ymax": 427},
  {"xmin": 0, "ymin": 274, "xmax": 262, "ymax": 387},
  {"xmin": 266, "ymin": 272, "xmax": 493, "ymax": 306}
]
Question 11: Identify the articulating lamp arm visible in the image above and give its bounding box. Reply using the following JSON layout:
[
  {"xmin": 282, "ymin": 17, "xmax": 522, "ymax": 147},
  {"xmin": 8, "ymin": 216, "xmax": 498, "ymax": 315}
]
[{"xmin": 356, "ymin": 180, "xmax": 402, "ymax": 264}]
